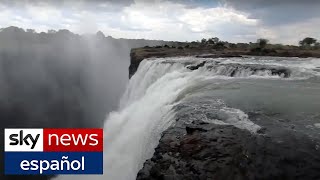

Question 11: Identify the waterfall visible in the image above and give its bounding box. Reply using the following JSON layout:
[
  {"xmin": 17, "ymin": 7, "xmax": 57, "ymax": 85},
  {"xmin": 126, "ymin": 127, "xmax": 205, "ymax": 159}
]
[
  {"xmin": 57, "ymin": 59, "xmax": 201, "ymax": 180},
  {"xmin": 57, "ymin": 57, "xmax": 320, "ymax": 180}
]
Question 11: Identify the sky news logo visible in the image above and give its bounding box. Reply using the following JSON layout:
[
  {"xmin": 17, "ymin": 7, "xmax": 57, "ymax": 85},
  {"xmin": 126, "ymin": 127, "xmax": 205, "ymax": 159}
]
[{"xmin": 4, "ymin": 128, "xmax": 103, "ymax": 175}]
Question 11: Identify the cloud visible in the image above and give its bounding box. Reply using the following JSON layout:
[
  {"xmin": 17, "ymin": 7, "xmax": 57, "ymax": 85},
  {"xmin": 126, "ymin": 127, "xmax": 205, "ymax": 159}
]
[
  {"xmin": 178, "ymin": 6, "xmax": 257, "ymax": 32},
  {"xmin": 224, "ymin": 0, "xmax": 320, "ymax": 26},
  {"xmin": 256, "ymin": 17, "xmax": 320, "ymax": 44},
  {"xmin": 96, "ymin": 1, "xmax": 259, "ymax": 42},
  {"xmin": 0, "ymin": 0, "xmax": 319, "ymax": 44},
  {"xmin": 0, "ymin": 0, "xmax": 134, "ymax": 7}
]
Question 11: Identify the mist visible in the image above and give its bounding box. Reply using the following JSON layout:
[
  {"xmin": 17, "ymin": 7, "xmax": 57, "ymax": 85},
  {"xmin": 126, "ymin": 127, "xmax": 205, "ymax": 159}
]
[{"xmin": 0, "ymin": 26, "xmax": 167, "ymax": 180}]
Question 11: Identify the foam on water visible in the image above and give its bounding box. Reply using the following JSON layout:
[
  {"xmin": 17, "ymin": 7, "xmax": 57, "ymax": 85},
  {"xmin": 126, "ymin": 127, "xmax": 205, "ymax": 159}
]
[
  {"xmin": 219, "ymin": 107, "xmax": 261, "ymax": 133},
  {"xmin": 218, "ymin": 57, "xmax": 320, "ymax": 78}
]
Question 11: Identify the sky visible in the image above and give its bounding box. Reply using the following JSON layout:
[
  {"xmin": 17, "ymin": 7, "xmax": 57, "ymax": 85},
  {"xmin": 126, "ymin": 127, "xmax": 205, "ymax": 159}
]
[{"xmin": 0, "ymin": 0, "xmax": 319, "ymax": 44}]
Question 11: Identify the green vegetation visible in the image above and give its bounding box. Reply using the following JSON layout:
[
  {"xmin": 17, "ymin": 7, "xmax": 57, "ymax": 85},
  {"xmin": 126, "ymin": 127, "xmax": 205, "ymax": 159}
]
[
  {"xmin": 133, "ymin": 36, "xmax": 320, "ymax": 62},
  {"xmin": 157, "ymin": 36, "xmax": 320, "ymax": 52},
  {"xmin": 299, "ymin": 37, "xmax": 318, "ymax": 48},
  {"xmin": 257, "ymin": 38, "xmax": 269, "ymax": 49}
]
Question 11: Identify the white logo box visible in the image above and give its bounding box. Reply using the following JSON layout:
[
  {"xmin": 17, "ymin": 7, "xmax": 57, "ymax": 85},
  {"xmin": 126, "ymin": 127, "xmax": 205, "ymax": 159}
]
[{"xmin": 4, "ymin": 128, "xmax": 43, "ymax": 152}]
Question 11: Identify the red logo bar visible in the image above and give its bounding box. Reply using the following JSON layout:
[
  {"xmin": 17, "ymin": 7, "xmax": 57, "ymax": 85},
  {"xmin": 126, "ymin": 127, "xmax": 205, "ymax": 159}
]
[{"xmin": 43, "ymin": 129, "xmax": 103, "ymax": 152}]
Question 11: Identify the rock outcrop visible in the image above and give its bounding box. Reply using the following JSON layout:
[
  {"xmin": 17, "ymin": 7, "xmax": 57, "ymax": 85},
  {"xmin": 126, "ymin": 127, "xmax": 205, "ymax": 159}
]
[{"xmin": 137, "ymin": 117, "xmax": 320, "ymax": 180}]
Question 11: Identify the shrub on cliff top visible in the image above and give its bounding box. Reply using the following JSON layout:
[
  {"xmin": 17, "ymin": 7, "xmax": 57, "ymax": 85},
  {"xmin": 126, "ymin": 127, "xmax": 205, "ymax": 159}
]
[
  {"xmin": 299, "ymin": 37, "xmax": 317, "ymax": 47},
  {"xmin": 257, "ymin": 38, "xmax": 269, "ymax": 49}
]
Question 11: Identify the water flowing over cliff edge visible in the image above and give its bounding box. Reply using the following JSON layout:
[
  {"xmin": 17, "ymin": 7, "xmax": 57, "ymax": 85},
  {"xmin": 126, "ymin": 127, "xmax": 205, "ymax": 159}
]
[{"xmin": 59, "ymin": 56, "xmax": 320, "ymax": 180}]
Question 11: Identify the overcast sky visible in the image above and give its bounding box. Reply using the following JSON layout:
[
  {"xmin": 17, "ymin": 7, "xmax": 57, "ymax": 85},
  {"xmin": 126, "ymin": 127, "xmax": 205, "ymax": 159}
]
[{"xmin": 0, "ymin": 0, "xmax": 319, "ymax": 44}]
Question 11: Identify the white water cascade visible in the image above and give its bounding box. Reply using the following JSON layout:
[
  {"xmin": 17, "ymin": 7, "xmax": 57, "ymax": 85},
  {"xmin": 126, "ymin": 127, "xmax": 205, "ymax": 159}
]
[
  {"xmin": 57, "ymin": 59, "xmax": 205, "ymax": 180},
  {"xmin": 100, "ymin": 60, "xmax": 194, "ymax": 180}
]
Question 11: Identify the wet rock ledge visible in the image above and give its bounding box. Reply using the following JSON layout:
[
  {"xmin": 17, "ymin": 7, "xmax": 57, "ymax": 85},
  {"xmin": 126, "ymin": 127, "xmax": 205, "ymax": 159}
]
[{"xmin": 137, "ymin": 119, "xmax": 320, "ymax": 180}]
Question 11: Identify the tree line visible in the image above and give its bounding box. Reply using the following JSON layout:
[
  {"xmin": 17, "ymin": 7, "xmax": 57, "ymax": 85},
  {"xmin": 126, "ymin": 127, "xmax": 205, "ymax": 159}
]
[{"xmin": 197, "ymin": 37, "xmax": 320, "ymax": 50}]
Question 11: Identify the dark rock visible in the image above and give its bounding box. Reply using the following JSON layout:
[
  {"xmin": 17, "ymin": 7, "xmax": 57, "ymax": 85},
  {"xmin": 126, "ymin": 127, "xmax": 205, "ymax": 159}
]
[
  {"xmin": 256, "ymin": 127, "xmax": 267, "ymax": 134},
  {"xmin": 187, "ymin": 61, "xmax": 206, "ymax": 70},
  {"xmin": 207, "ymin": 63, "xmax": 292, "ymax": 78},
  {"xmin": 137, "ymin": 119, "xmax": 320, "ymax": 180},
  {"xmin": 186, "ymin": 126, "xmax": 207, "ymax": 135}
]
